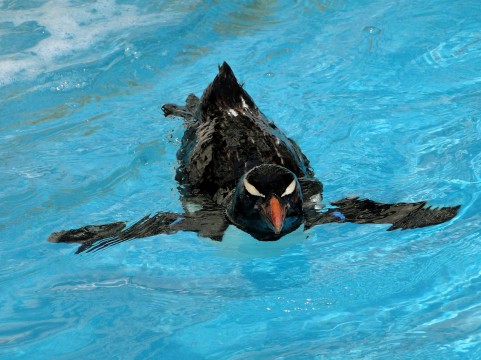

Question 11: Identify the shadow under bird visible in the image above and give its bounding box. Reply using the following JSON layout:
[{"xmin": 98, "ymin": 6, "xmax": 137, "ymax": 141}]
[{"xmin": 49, "ymin": 62, "xmax": 460, "ymax": 253}]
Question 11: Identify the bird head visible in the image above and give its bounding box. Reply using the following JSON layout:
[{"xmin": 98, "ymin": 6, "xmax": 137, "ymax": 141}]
[{"xmin": 227, "ymin": 164, "xmax": 303, "ymax": 240}]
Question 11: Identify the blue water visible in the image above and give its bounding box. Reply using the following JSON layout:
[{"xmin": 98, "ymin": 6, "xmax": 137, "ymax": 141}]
[{"xmin": 1, "ymin": 0, "xmax": 481, "ymax": 358}]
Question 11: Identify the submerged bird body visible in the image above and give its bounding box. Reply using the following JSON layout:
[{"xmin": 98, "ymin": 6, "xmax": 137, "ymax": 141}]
[
  {"xmin": 49, "ymin": 62, "xmax": 460, "ymax": 253},
  {"xmin": 170, "ymin": 63, "xmax": 313, "ymax": 203}
]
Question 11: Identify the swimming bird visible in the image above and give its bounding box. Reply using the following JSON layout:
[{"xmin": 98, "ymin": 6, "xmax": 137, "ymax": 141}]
[{"xmin": 49, "ymin": 62, "xmax": 460, "ymax": 253}]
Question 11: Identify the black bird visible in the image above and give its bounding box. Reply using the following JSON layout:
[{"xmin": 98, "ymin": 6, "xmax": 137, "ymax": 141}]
[{"xmin": 49, "ymin": 62, "xmax": 460, "ymax": 253}]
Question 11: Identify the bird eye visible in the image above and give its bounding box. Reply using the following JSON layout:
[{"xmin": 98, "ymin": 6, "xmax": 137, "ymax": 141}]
[
  {"xmin": 243, "ymin": 178, "xmax": 265, "ymax": 197},
  {"xmin": 281, "ymin": 179, "xmax": 296, "ymax": 197}
]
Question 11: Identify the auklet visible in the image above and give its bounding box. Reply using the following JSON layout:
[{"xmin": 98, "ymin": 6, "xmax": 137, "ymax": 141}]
[{"xmin": 49, "ymin": 62, "xmax": 460, "ymax": 253}]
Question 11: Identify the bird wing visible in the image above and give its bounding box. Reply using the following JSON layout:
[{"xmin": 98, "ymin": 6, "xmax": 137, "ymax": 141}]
[
  {"xmin": 49, "ymin": 209, "xmax": 229, "ymax": 254},
  {"xmin": 304, "ymin": 197, "xmax": 460, "ymax": 231}
]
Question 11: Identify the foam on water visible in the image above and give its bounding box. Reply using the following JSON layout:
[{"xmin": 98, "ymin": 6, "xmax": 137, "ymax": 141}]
[{"xmin": 0, "ymin": 0, "xmax": 189, "ymax": 87}]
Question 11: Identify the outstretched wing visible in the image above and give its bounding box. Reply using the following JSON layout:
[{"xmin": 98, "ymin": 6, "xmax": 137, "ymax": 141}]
[
  {"xmin": 49, "ymin": 210, "xmax": 229, "ymax": 254},
  {"xmin": 304, "ymin": 197, "xmax": 460, "ymax": 231}
]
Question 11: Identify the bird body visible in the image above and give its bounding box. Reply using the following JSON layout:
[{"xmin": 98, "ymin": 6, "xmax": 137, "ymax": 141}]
[{"xmin": 167, "ymin": 62, "xmax": 313, "ymax": 205}]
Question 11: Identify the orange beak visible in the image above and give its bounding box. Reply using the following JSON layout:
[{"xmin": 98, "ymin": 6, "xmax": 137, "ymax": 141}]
[{"xmin": 262, "ymin": 196, "xmax": 286, "ymax": 234}]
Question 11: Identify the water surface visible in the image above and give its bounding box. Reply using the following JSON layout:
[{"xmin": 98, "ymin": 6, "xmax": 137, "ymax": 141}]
[{"xmin": 1, "ymin": 0, "xmax": 481, "ymax": 359}]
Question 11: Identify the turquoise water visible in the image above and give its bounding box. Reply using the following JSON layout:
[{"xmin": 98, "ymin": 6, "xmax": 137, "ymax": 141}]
[{"xmin": 1, "ymin": 0, "xmax": 481, "ymax": 358}]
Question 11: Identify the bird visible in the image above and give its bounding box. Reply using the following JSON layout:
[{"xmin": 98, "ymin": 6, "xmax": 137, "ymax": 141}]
[{"xmin": 49, "ymin": 62, "xmax": 460, "ymax": 253}]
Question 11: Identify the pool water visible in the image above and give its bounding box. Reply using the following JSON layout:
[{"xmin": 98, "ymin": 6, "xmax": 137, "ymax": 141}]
[{"xmin": 1, "ymin": 0, "xmax": 481, "ymax": 358}]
